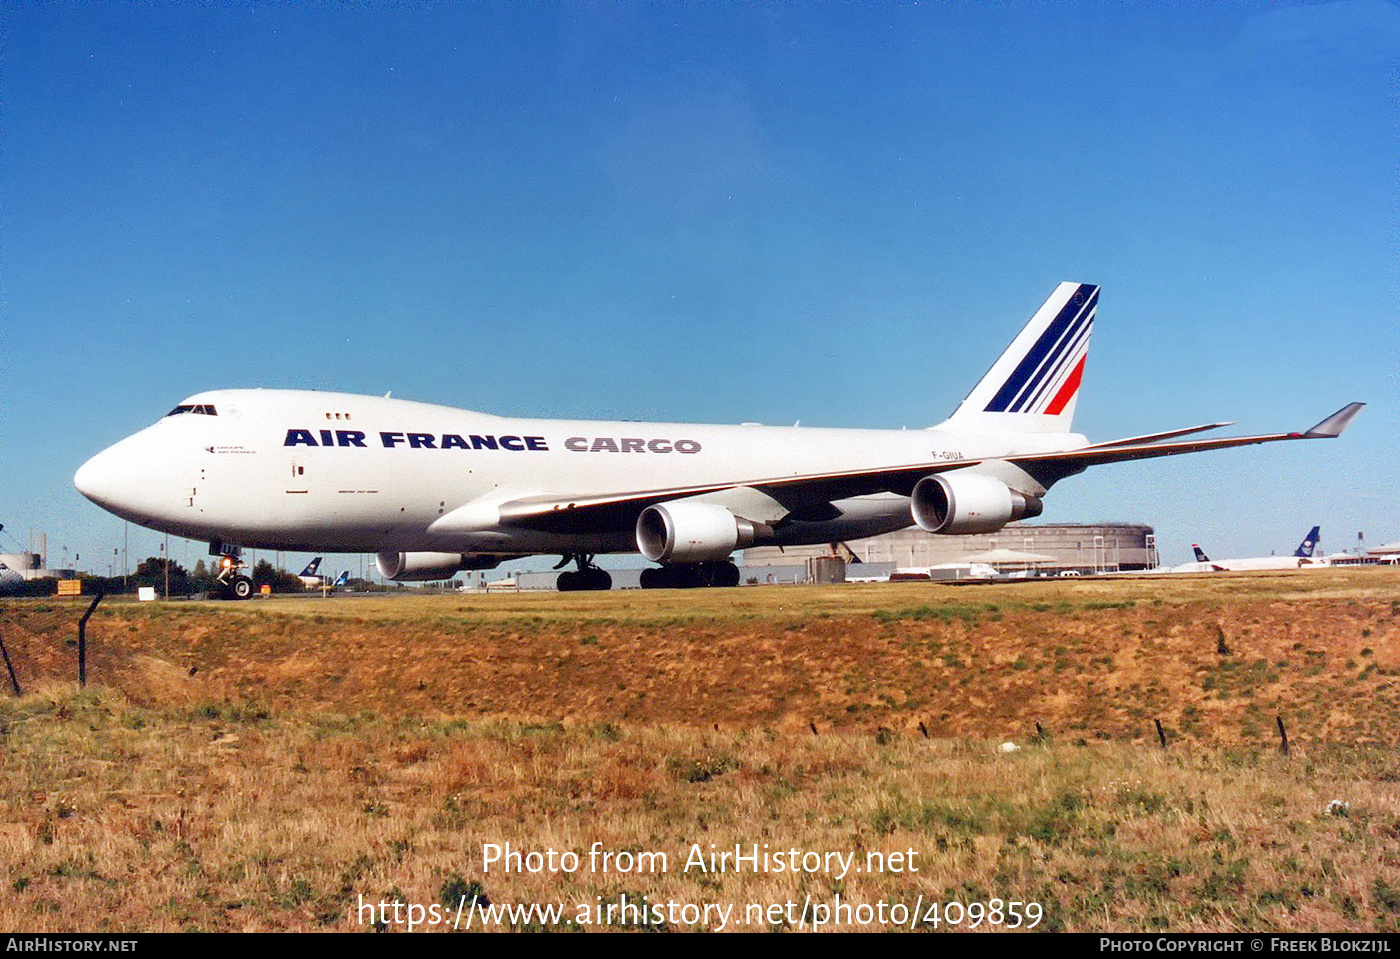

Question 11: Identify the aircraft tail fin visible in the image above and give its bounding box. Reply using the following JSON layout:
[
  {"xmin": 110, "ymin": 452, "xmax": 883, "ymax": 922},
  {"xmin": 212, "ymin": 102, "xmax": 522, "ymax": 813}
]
[
  {"xmin": 941, "ymin": 282, "xmax": 1098, "ymax": 434},
  {"xmin": 1293, "ymin": 526, "xmax": 1321, "ymax": 558},
  {"xmin": 1193, "ymin": 544, "xmax": 1210, "ymax": 563},
  {"xmin": 299, "ymin": 557, "xmax": 323, "ymax": 577},
  {"xmin": 334, "ymin": 571, "xmax": 349, "ymax": 586}
]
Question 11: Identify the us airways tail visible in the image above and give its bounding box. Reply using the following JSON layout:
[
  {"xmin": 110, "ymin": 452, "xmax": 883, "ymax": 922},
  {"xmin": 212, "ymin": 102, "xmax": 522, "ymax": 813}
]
[
  {"xmin": 1193, "ymin": 544, "xmax": 1211, "ymax": 563},
  {"xmin": 940, "ymin": 282, "xmax": 1097, "ymax": 434}
]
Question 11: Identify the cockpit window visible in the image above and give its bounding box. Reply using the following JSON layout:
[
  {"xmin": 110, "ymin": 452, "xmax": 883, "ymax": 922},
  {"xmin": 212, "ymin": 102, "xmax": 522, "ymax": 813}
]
[{"xmin": 166, "ymin": 404, "xmax": 218, "ymax": 417}]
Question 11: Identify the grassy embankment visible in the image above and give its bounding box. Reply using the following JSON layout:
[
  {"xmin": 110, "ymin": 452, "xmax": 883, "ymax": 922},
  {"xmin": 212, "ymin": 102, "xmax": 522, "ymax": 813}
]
[{"xmin": 1, "ymin": 568, "xmax": 1397, "ymax": 931}]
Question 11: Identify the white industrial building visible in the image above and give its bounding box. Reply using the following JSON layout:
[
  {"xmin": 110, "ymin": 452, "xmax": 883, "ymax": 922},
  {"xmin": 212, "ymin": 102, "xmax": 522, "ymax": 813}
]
[
  {"xmin": 484, "ymin": 523, "xmax": 1157, "ymax": 589},
  {"xmin": 0, "ymin": 531, "xmax": 63, "ymax": 580},
  {"xmin": 744, "ymin": 522, "xmax": 1158, "ymax": 575}
]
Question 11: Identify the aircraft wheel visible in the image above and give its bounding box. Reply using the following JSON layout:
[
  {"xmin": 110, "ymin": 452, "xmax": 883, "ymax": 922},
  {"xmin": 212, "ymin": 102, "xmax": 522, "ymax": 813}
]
[
  {"xmin": 557, "ymin": 571, "xmax": 579, "ymax": 592},
  {"xmin": 642, "ymin": 564, "xmax": 727, "ymax": 589},
  {"xmin": 641, "ymin": 566, "xmax": 682, "ymax": 589},
  {"xmin": 707, "ymin": 561, "xmax": 740, "ymax": 588},
  {"xmin": 582, "ymin": 568, "xmax": 612, "ymax": 591},
  {"xmin": 671, "ymin": 564, "xmax": 705, "ymax": 589},
  {"xmin": 230, "ymin": 576, "xmax": 254, "ymax": 600}
]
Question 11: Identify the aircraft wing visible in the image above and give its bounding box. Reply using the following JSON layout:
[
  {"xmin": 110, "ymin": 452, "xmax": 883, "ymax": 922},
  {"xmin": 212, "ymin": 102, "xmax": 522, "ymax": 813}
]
[
  {"xmin": 1007, "ymin": 402, "xmax": 1365, "ymax": 484},
  {"xmin": 451, "ymin": 462, "xmax": 976, "ymax": 536},
  {"xmin": 446, "ymin": 403, "xmax": 1364, "ymax": 535},
  {"xmin": 1077, "ymin": 422, "xmax": 1233, "ymax": 449}
]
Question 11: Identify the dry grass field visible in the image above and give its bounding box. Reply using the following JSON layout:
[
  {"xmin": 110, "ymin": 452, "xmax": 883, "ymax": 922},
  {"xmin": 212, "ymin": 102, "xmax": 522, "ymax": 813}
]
[{"xmin": 2, "ymin": 567, "xmax": 1398, "ymax": 932}]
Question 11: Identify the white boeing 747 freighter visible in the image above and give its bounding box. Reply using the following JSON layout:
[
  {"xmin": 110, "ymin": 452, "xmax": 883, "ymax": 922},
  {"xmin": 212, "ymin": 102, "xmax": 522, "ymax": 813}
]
[{"xmin": 74, "ymin": 283, "xmax": 1363, "ymax": 595}]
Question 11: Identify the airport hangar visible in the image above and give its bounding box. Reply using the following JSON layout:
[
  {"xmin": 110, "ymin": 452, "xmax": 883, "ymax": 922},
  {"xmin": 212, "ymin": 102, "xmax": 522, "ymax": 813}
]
[
  {"xmin": 742, "ymin": 522, "xmax": 1158, "ymax": 580},
  {"xmin": 495, "ymin": 522, "xmax": 1155, "ymax": 589}
]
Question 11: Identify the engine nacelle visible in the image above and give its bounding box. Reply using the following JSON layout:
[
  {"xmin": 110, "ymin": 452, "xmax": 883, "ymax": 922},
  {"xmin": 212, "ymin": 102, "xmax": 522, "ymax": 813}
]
[
  {"xmin": 910, "ymin": 473, "xmax": 1043, "ymax": 535},
  {"xmin": 374, "ymin": 551, "xmax": 504, "ymax": 582},
  {"xmin": 636, "ymin": 501, "xmax": 761, "ymax": 564}
]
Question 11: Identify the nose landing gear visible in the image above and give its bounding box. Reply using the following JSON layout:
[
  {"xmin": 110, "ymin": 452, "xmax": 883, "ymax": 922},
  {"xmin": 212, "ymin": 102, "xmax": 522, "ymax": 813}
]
[{"xmin": 210, "ymin": 545, "xmax": 254, "ymax": 600}]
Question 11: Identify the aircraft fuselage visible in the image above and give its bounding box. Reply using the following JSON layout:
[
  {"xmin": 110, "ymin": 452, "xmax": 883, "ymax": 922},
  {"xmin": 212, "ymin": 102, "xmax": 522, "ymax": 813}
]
[{"xmin": 75, "ymin": 388, "xmax": 1080, "ymax": 556}]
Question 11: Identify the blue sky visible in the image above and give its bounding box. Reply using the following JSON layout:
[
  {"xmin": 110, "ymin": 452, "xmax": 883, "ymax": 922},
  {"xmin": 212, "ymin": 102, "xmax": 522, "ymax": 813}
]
[{"xmin": 2, "ymin": 0, "xmax": 1395, "ymax": 574}]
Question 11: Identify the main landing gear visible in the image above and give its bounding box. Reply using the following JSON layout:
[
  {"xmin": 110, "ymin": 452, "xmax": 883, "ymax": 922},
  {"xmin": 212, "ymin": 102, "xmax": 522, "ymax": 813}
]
[
  {"xmin": 639, "ymin": 561, "xmax": 741, "ymax": 589},
  {"xmin": 555, "ymin": 553, "xmax": 613, "ymax": 592},
  {"xmin": 211, "ymin": 546, "xmax": 254, "ymax": 600}
]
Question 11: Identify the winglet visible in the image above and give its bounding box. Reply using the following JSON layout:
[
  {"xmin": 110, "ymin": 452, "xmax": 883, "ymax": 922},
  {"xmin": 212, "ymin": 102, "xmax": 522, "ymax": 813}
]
[{"xmin": 1303, "ymin": 403, "xmax": 1365, "ymax": 438}]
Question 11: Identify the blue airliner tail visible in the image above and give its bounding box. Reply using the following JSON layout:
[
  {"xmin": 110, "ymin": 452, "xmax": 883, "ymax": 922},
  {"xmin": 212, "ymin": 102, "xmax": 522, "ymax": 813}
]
[{"xmin": 1293, "ymin": 527, "xmax": 1321, "ymax": 558}]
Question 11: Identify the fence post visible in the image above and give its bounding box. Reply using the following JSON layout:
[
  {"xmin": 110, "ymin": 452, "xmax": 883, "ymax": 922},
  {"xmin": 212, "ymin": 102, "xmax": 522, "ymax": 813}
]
[
  {"xmin": 0, "ymin": 631, "xmax": 19, "ymax": 696},
  {"xmin": 77, "ymin": 593, "xmax": 104, "ymax": 688}
]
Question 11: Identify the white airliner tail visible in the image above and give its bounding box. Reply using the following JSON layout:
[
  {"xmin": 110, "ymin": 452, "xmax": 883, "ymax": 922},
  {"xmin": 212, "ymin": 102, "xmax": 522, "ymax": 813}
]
[{"xmin": 939, "ymin": 282, "xmax": 1097, "ymax": 434}]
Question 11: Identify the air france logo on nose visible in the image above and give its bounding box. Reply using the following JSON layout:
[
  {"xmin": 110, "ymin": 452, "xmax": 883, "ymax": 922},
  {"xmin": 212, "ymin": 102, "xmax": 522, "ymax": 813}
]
[{"xmin": 282, "ymin": 429, "xmax": 701, "ymax": 453}]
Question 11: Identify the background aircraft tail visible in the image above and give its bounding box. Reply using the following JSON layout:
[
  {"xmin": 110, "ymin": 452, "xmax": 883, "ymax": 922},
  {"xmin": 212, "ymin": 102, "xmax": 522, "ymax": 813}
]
[
  {"xmin": 1293, "ymin": 526, "xmax": 1321, "ymax": 558},
  {"xmin": 1193, "ymin": 544, "xmax": 1210, "ymax": 563},
  {"xmin": 940, "ymin": 282, "xmax": 1097, "ymax": 434},
  {"xmin": 299, "ymin": 557, "xmax": 323, "ymax": 577}
]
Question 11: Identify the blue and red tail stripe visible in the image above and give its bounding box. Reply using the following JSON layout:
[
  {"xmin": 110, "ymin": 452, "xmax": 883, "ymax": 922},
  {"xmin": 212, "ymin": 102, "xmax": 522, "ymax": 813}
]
[{"xmin": 984, "ymin": 284, "xmax": 1097, "ymax": 414}]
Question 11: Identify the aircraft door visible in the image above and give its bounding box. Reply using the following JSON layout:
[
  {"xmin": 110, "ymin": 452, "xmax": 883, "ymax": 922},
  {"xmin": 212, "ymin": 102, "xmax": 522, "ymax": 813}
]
[{"xmin": 189, "ymin": 456, "xmax": 236, "ymax": 519}]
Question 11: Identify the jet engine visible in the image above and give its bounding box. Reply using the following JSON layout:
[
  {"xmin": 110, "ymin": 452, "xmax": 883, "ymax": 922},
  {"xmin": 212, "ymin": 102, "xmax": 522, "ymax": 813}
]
[
  {"xmin": 910, "ymin": 473, "xmax": 1043, "ymax": 535},
  {"xmin": 375, "ymin": 551, "xmax": 504, "ymax": 582},
  {"xmin": 635, "ymin": 501, "xmax": 763, "ymax": 564}
]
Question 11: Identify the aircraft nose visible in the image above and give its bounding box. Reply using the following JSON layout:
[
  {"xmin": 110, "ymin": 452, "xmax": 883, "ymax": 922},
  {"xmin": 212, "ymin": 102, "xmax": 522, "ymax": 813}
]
[
  {"xmin": 75, "ymin": 426, "xmax": 207, "ymax": 534},
  {"xmin": 74, "ymin": 446, "xmax": 125, "ymax": 510},
  {"xmin": 74, "ymin": 438, "xmax": 165, "ymax": 517}
]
